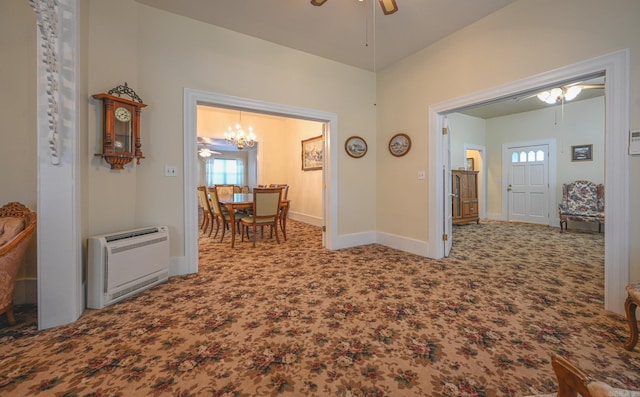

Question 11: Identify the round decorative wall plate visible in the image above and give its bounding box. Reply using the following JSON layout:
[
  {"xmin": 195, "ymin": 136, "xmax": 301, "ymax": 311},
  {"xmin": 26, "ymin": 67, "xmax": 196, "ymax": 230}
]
[
  {"xmin": 388, "ymin": 133, "xmax": 411, "ymax": 157},
  {"xmin": 345, "ymin": 136, "xmax": 368, "ymax": 158}
]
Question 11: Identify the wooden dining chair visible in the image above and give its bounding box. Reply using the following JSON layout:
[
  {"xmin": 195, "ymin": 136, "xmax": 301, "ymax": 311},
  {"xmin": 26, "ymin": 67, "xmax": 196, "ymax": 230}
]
[
  {"xmin": 208, "ymin": 186, "xmax": 247, "ymax": 242},
  {"xmin": 215, "ymin": 184, "xmax": 235, "ymax": 197},
  {"xmin": 197, "ymin": 186, "xmax": 215, "ymax": 236},
  {"xmin": 268, "ymin": 184, "xmax": 290, "ymax": 241},
  {"xmin": 240, "ymin": 187, "xmax": 283, "ymax": 247}
]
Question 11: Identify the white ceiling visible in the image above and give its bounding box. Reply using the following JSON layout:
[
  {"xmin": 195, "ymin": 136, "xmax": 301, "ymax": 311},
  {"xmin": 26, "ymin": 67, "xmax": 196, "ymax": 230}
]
[
  {"xmin": 135, "ymin": 0, "xmax": 516, "ymax": 71},
  {"xmin": 136, "ymin": 0, "xmax": 604, "ymax": 119}
]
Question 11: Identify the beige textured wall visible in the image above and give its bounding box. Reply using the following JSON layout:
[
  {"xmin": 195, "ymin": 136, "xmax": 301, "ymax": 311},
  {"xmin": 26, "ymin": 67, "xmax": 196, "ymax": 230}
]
[
  {"xmin": 0, "ymin": 0, "xmax": 38, "ymax": 284},
  {"xmin": 377, "ymin": 0, "xmax": 640, "ymax": 279},
  {"xmin": 86, "ymin": 1, "xmax": 376, "ymax": 257},
  {"xmin": 87, "ymin": 0, "xmax": 141, "ymax": 237}
]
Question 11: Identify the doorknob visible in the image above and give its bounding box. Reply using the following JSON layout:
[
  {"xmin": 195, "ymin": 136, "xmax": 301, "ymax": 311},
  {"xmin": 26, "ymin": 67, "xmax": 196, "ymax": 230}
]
[{"xmin": 507, "ymin": 184, "xmax": 512, "ymax": 192}]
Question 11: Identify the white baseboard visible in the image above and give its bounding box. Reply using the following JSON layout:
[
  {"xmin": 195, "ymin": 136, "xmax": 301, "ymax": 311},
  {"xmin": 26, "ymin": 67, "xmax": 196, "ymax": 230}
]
[
  {"xmin": 376, "ymin": 232, "xmax": 430, "ymax": 257},
  {"xmin": 288, "ymin": 211, "xmax": 322, "ymax": 227},
  {"xmin": 170, "ymin": 255, "xmax": 190, "ymax": 276},
  {"xmin": 13, "ymin": 278, "xmax": 37, "ymax": 305},
  {"xmin": 331, "ymin": 231, "xmax": 377, "ymax": 250}
]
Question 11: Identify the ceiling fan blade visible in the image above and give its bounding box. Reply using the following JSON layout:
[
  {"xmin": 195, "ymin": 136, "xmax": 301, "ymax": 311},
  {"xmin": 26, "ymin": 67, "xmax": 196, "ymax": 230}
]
[
  {"xmin": 310, "ymin": 0, "xmax": 328, "ymax": 6},
  {"xmin": 516, "ymin": 93, "xmax": 539, "ymax": 101},
  {"xmin": 379, "ymin": 0, "xmax": 398, "ymax": 14},
  {"xmin": 575, "ymin": 84, "xmax": 604, "ymax": 90}
]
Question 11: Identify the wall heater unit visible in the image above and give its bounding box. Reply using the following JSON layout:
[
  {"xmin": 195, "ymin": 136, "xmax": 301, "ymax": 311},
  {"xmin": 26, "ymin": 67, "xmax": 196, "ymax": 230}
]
[{"xmin": 87, "ymin": 226, "xmax": 169, "ymax": 309}]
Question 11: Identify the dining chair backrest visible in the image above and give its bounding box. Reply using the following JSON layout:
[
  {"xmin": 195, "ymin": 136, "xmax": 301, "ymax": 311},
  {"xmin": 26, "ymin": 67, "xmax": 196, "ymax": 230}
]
[
  {"xmin": 207, "ymin": 186, "xmax": 226, "ymax": 216},
  {"xmin": 269, "ymin": 184, "xmax": 289, "ymax": 199},
  {"xmin": 197, "ymin": 186, "xmax": 212, "ymax": 212},
  {"xmin": 253, "ymin": 187, "xmax": 282, "ymax": 219},
  {"xmin": 215, "ymin": 184, "xmax": 235, "ymax": 197},
  {"xmin": 233, "ymin": 185, "xmax": 241, "ymax": 193},
  {"xmin": 241, "ymin": 185, "xmax": 250, "ymax": 194}
]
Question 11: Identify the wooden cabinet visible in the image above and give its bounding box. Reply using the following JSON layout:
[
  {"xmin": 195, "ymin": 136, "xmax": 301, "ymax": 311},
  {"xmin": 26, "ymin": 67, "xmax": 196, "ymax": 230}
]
[{"xmin": 452, "ymin": 170, "xmax": 479, "ymax": 225}]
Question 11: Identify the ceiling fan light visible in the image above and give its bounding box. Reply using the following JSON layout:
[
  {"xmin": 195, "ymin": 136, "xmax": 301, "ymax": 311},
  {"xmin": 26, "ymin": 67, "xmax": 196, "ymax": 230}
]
[
  {"xmin": 537, "ymin": 91, "xmax": 551, "ymax": 103},
  {"xmin": 378, "ymin": 0, "xmax": 398, "ymax": 15},
  {"xmin": 564, "ymin": 86, "xmax": 582, "ymax": 101},
  {"xmin": 538, "ymin": 87, "xmax": 563, "ymax": 104},
  {"xmin": 198, "ymin": 148, "xmax": 212, "ymax": 158}
]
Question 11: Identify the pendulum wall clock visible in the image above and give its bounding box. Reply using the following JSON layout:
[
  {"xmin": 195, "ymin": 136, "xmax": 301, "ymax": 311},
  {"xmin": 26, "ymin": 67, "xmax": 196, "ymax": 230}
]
[{"xmin": 93, "ymin": 83, "xmax": 147, "ymax": 170}]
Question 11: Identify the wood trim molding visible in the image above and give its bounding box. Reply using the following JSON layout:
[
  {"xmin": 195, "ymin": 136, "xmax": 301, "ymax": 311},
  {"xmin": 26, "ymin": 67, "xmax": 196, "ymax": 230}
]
[{"xmin": 29, "ymin": 0, "xmax": 60, "ymax": 165}]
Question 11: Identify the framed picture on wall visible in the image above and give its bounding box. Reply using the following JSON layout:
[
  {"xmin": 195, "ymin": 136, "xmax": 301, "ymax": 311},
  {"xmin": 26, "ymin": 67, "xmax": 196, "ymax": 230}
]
[
  {"xmin": 388, "ymin": 133, "xmax": 411, "ymax": 157},
  {"xmin": 571, "ymin": 144, "xmax": 593, "ymax": 161},
  {"xmin": 302, "ymin": 135, "xmax": 323, "ymax": 171},
  {"xmin": 345, "ymin": 136, "xmax": 368, "ymax": 158},
  {"xmin": 466, "ymin": 158, "xmax": 474, "ymax": 171}
]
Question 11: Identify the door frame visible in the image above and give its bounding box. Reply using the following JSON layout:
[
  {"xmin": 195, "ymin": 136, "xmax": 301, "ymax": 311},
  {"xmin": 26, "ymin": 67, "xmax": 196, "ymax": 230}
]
[
  {"xmin": 183, "ymin": 89, "xmax": 338, "ymax": 275},
  {"xmin": 428, "ymin": 49, "xmax": 630, "ymax": 315},
  {"xmin": 463, "ymin": 144, "xmax": 486, "ymax": 219},
  {"xmin": 501, "ymin": 139, "xmax": 556, "ymax": 225}
]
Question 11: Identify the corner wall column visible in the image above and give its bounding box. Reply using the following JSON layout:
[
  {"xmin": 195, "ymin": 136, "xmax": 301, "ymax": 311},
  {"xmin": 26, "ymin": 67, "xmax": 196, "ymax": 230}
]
[{"xmin": 31, "ymin": 0, "xmax": 83, "ymax": 329}]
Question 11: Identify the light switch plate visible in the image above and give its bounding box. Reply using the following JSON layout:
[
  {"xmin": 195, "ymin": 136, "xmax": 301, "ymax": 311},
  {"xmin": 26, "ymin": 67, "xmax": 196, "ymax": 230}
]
[{"xmin": 417, "ymin": 170, "xmax": 425, "ymax": 180}]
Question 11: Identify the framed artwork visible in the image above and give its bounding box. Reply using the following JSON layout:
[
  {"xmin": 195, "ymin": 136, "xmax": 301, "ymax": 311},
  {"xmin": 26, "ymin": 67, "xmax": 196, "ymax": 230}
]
[
  {"xmin": 571, "ymin": 144, "xmax": 593, "ymax": 161},
  {"xmin": 302, "ymin": 135, "xmax": 323, "ymax": 171},
  {"xmin": 345, "ymin": 136, "xmax": 368, "ymax": 158},
  {"xmin": 388, "ymin": 133, "xmax": 411, "ymax": 157},
  {"xmin": 466, "ymin": 158, "xmax": 474, "ymax": 171}
]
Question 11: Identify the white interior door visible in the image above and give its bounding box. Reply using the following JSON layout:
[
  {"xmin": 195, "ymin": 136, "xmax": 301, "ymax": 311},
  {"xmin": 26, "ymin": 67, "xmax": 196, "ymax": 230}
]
[
  {"xmin": 505, "ymin": 144, "xmax": 550, "ymax": 225},
  {"xmin": 443, "ymin": 118, "xmax": 453, "ymax": 256}
]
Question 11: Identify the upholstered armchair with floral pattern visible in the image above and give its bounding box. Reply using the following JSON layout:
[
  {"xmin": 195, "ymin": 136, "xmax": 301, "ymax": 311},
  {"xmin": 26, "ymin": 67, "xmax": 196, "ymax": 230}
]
[
  {"xmin": 558, "ymin": 180, "xmax": 604, "ymax": 232},
  {"xmin": 0, "ymin": 202, "xmax": 36, "ymax": 325},
  {"xmin": 528, "ymin": 355, "xmax": 640, "ymax": 397}
]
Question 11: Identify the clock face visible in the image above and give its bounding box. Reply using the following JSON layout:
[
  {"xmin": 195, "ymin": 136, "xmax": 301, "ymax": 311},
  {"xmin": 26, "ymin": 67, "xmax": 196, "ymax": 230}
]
[{"xmin": 115, "ymin": 106, "xmax": 132, "ymax": 122}]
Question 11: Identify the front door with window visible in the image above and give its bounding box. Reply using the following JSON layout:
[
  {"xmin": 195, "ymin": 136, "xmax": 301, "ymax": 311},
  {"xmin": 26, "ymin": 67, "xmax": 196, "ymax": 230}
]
[{"xmin": 505, "ymin": 144, "xmax": 550, "ymax": 225}]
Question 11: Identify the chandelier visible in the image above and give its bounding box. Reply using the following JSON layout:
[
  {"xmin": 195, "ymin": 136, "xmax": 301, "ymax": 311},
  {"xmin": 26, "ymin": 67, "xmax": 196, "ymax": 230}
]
[{"xmin": 224, "ymin": 112, "xmax": 257, "ymax": 150}]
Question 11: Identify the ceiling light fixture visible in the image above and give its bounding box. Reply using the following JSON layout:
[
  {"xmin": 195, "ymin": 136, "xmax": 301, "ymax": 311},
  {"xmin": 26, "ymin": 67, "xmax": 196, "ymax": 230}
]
[
  {"xmin": 537, "ymin": 86, "xmax": 583, "ymax": 105},
  {"xmin": 224, "ymin": 112, "xmax": 257, "ymax": 150},
  {"xmin": 198, "ymin": 148, "xmax": 213, "ymax": 158}
]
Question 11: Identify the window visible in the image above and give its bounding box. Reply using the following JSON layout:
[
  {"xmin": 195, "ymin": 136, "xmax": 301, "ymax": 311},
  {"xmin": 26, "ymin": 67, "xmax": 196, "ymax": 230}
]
[
  {"xmin": 206, "ymin": 158, "xmax": 245, "ymax": 186},
  {"xmin": 512, "ymin": 150, "xmax": 545, "ymax": 163}
]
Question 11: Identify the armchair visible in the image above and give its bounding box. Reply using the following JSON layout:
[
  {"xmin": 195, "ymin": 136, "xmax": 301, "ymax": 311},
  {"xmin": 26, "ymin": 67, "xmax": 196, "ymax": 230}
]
[
  {"xmin": 558, "ymin": 180, "xmax": 604, "ymax": 232},
  {"xmin": 0, "ymin": 202, "xmax": 36, "ymax": 325},
  {"xmin": 529, "ymin": 355, "xmax": 640, "ymax": 397}
]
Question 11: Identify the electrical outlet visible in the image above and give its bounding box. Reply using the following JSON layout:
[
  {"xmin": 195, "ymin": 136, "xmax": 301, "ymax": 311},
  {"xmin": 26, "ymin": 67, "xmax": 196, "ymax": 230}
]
[
  {"xmin": 417, "ymin": 170, "xmax": 425, "ymax": 180},
  {"xmin": 165, "ymin": 166, "xmax": 177, "ymax": 177}
]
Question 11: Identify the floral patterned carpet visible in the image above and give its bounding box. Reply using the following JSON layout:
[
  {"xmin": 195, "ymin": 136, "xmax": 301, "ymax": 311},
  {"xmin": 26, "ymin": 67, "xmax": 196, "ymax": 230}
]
[{"xmin": 1, "ymin": 220, "xmax": 638, "ymax": 396}]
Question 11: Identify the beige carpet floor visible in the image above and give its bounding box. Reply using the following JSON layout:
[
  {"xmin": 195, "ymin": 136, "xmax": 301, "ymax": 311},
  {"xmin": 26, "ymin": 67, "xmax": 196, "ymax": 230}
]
[{"xmin": 0, "ymin": 220, "xmax": 638, "ymax": 396}]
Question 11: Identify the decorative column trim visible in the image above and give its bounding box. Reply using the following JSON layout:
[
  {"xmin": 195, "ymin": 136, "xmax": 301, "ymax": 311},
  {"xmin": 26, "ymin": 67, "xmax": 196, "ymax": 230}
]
[{"xmin": 29, "ymin": 0, "xmax": 60, "ymax": 165}]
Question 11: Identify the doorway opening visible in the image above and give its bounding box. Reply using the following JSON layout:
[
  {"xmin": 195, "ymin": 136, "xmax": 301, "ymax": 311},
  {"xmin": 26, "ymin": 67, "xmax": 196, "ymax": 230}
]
[
  {"xmin": 195, "ymin": 105, "xmax": 325, "ymax": 250},
  {"xmin": 183, "ymin": 89, "xmax": 339, "ymax": 276},
  {"xmin": 429, "ymin": 50, "xmax": 630, "ymax": 315}
]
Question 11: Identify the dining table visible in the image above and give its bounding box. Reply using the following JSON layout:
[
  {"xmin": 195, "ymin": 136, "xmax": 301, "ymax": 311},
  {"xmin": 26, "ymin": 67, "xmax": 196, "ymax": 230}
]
[{"xmin": 218, "ymin": 193, "xmax": 289, "ymax": 248}]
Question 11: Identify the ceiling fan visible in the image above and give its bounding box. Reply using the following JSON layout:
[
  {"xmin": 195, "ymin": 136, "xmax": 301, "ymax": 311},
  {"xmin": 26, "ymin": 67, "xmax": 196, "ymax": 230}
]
[
  {"xmin": 311, "ymin": 0, "xmax": 399, "ymax": 15},
  {"xmin": 520, "ymin": 82, "xmax": 604, "ymax": 105}
]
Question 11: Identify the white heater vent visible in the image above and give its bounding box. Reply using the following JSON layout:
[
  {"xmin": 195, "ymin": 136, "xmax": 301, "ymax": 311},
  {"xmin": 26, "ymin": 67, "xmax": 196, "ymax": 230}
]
[{"xmin": 87, "ymin": 226, "xmax": 169, "ymax": 309}]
